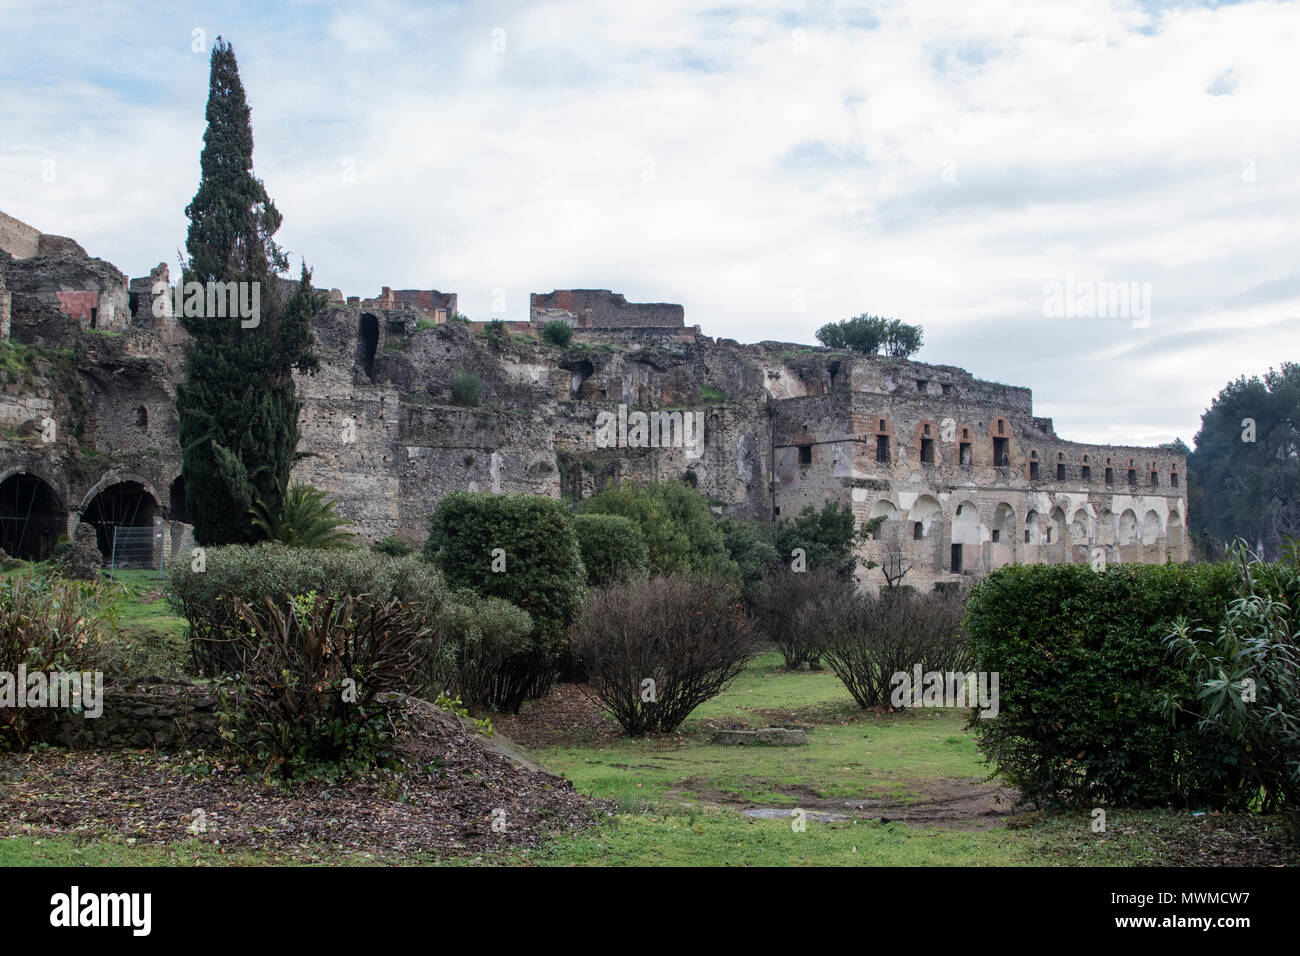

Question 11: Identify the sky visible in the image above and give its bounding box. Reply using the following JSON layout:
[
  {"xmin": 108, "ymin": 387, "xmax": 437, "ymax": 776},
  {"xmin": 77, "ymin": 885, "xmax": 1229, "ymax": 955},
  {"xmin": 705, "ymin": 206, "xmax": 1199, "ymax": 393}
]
[{"xmin": 1, "ymin": 0, "xmax": 1297, "ymax": 447}]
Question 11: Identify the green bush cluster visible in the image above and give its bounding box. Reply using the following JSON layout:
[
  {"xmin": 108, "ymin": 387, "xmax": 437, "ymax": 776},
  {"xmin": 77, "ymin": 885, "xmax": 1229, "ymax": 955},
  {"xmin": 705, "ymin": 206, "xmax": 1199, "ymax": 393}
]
[
  {"xmin": 578, "ymin": 481, "xmax": 739, "ymax": 581},
  {"xmin": 965, "ymin": 561, "xmax": 1240, "ymax": 809},
  {"xmin": 424, "ymin": 492, "xmax": 586, "ymax": 712},
  {"xmin": 168, "ymin": 545, "xmax": 526, "ymax": 700},
  {"xmin": 370, "ymin": 535, "xmax": 417, "ymax": 557},
  {"xmin": 571, "ymin": 513, "xmax": 649, "ymax": 587},
  {"xmin": 540, "ymin": 320, "xmax": 573, "ymax": 346},
  {"xmin": 451, "ymin": 371, "xmax": 481, "ymax": 407}
]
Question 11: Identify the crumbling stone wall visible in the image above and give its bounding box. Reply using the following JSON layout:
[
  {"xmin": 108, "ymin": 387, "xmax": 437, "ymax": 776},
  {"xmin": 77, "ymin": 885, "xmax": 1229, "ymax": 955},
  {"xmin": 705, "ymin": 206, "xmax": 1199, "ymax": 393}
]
[
  {"xmin": 0, "ymin": 211, "xmax": 40, "ymax": 260},
  {"xmin": 0, "ymin": 213, "xmax": 1188, "ymax": 589},
  {"xmin": 531, "ymin": 289, "xmax": 685, "ymax": 328},
  {"xmin": 32, "ymin": 681, "xmax": 224, "ymax": 752}
]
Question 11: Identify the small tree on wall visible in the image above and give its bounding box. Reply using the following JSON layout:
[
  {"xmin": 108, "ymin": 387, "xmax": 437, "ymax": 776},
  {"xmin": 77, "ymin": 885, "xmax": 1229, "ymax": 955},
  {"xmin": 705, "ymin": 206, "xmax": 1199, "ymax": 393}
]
[
  {"xmin": 815, "ymin": 314, "xmax": 924, "ymax": 359},
  {"xmin": 880, "ymin": 545, "xmax": 913, "ymax": 590}
]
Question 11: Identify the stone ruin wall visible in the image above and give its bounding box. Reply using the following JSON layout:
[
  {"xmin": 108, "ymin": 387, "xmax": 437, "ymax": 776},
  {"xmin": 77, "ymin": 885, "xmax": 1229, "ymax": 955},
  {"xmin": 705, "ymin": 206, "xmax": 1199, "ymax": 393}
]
[{"xmin": 0, "ymin": 209, "xmax": 1188, "ymax": 587}]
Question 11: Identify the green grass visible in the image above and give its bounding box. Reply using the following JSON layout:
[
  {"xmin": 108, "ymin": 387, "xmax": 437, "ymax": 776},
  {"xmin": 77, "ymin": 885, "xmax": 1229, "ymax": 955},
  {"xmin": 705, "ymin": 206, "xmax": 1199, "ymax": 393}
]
[
  {"xmin": 524, "ymin": 811, "xmax": 1022, "ymax": 866},
  {"xmin": 0, "ymin": 835, "xmax": 282, "ymax": 867},
  {"xmin": 101, "ymin": 568, "xmax": 190, "ymax": 677},
  {"xmin": 1, "ymin": 623, "xmax": 1292, "ymax": 867},
  {"xmin": 535, "ymin": 653, "xmax": 988, "ymax": 822}
]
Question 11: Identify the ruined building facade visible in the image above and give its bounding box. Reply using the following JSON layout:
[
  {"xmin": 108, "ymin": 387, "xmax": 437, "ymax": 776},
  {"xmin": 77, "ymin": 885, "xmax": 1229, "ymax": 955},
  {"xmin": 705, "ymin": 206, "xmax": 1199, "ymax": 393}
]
[{"xmin": 0, "ymin": 211, "xmax": 1188, "ymax": 587}]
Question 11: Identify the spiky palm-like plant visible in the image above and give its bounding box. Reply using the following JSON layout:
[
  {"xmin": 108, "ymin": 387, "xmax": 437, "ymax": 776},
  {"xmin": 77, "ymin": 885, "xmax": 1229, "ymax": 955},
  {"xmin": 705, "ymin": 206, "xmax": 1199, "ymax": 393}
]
[{"xmin": 251, "ymin": 482, "xmax": 354, "ymax": 549}]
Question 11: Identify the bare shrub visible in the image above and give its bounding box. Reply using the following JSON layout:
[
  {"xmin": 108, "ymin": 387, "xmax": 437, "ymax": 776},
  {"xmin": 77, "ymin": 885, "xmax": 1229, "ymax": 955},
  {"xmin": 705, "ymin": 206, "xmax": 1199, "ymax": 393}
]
[
  {"xmin": 754, "ymin": 565, "xmax": 853, "ymax": 668},
  {"xmin": 572, "ymin": 576, "xmax": 758, "ymax": 735},
  {"xmin": 815, "ymin": 586, "xmax": 971, "ymax": 709}
]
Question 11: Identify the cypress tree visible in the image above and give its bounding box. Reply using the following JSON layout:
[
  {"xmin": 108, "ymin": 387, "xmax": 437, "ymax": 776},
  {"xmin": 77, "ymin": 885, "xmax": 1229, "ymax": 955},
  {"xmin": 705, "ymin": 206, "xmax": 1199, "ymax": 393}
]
[{"xmin": 177, "ymin": 38, "xmax": 319, "ymax": 545}]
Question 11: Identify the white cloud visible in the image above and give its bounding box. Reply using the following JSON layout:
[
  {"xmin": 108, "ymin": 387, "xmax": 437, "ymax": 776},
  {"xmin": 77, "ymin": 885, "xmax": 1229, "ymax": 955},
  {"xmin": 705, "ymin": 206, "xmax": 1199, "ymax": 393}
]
[{"xmin": 1, "ymin": 0, "xmax": 1297, "ymax": 445}]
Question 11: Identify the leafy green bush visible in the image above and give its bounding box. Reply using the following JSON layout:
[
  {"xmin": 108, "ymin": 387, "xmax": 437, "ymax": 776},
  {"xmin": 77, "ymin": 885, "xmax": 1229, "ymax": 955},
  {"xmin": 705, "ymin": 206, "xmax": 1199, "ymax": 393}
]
[
  {"xmin": 427, "ymin": 589, "xmax": 533, "ymax": 710},
  {"xmin": 424, "ymin": 492, "xmax": 586, "ymax": 712},
  {"xmin": 1163, "ymin": 546, "xmax": 1300, "ymax": 825},
  {"xmin": 774, "ymin": 501, "xmax": 876, "ymax": 578},
  {"xmin": 371, "ymin": 535, "xmax": 416, "ymax": 557},
  {"xmin": 717, "ymin": 516, "xmax": 780, "ymax": 601},
  {"xmin": 579, "ymin": 480, "xmax": 740, "ymax": 582},
  {"xmin": 572, "ymin": 576, "xmax": 758, "ymax": 735},
  {"xmin": 966, "ymin": 561, "xmax": 1239, "ymax": 810},
  {"xmin": 169, "ymin": 545, "xmax": 449, "ymax": 676},
  {"xmin": 572, "ymin": 513, "xmax": 649, "ymax": 587},
  {"xmin": 451, "ymin": 371, "xmax": 481, "ymax": 407},
  {"xmin": 480, "ymin": 319, "xmax": 507, "ymax": 346},
  {"xmin": 541, "ymin": 320, "xmax": 573, "ymax": 346}
]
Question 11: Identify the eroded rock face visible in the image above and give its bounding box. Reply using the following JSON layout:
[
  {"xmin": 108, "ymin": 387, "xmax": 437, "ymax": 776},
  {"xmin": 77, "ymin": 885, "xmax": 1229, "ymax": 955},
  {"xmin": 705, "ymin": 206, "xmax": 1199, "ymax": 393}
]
[{"xmin": 36, "ymin": 235, "xmax": 88, "ymax": 258}]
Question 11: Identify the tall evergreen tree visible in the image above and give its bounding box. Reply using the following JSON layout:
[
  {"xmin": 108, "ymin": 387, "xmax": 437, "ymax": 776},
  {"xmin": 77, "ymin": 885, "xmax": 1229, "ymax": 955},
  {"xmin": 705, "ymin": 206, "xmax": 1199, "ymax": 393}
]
[
  {"xmin": 177, "ymin": 38, "xmax": 319, "ymax": 545},
  {"xmin": 1188, "ymin": 363, "xmax": 1300, "ymax": 560}
]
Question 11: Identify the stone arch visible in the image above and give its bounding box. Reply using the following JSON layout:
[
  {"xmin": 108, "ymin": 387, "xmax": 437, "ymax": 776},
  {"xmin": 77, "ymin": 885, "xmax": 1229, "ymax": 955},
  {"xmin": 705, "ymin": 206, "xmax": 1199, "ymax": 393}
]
[
  {"xmin": 1117, "ymin": 509, "xmax": 1138, "ymax": 546},
  {"xmin": 168, "ymin": 474, "xmax": 191, "ymax": 523},
  {"xmin": 1095, "ymin": 507, "xmax": 1115, "ymax": 546},
  {"xmin": 0, "ymin": 471, "xmax": 66, "ymax": 561},
  {"xmin": 869, "ymin": 499, "xmax": 899, "ymax": 521},
  {"xmin": 79, "ymin": 472, "xmax": 163, "ymax": 515},
  {"xmin": 1069, "ymin": 508, "xmax": 1089, "ymax": 542},
  {"xmin": 1024, "ymin": 509, "xmax": 1046, "ymax": 546},
  {"xmin": 951, "ymin": 499, "xmax": 981, "ymax": 544},
  {"xmin": 1140, "ymin": 509, "xmax": 1161, "ymax": 547},
  {"xmin": 81, "ymin": 479, "xmax": 160, "ymax": 566},
  {"xmin": 1167, "ymin": 509, "xmax": 1184, "ymax": 557},
  {"xmin": 867, "ymin": 498, "xmax": 898, "ymax": 541},
  {"xmin": 909, "ymin": 494, "xmax": 942, "ymax": 539},
  {"xmin": 1048, "ymin": 505, "xmax": 1067, "ymax": 544},
  {"xmin": 991, "ymin": 502, "xmax": 1016, "ymax": 542}
]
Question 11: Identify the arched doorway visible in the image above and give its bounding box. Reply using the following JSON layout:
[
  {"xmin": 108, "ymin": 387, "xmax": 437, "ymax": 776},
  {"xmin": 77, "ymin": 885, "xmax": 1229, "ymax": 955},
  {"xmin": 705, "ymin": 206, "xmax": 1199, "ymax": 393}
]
[
  {"xmin": 83, "ymin": 481, "xmax": 158, "ymax": 568},
  {"xmin": 0, "ymin": 473, "xmax": 64, "ymax": 561}
]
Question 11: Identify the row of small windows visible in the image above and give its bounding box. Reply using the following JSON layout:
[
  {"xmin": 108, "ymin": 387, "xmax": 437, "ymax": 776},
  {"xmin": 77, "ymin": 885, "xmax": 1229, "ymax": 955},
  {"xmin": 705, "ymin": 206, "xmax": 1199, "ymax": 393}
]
[{"xmin": 798, "ymin": 423, "xmax": 1182, "ymax": 487}]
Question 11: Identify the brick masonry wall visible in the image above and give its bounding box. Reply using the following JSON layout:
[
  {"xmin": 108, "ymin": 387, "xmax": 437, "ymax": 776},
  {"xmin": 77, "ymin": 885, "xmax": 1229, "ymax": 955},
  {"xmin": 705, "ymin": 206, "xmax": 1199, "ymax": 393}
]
[{"xmin": 0, "ymin": 211, "xmax": 40, "ymax": 260}]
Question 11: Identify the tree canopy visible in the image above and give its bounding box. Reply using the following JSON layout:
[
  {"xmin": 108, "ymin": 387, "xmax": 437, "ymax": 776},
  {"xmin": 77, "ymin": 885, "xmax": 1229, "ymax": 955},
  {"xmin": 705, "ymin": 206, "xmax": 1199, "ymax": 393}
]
[
  {"xmin": 815, "ymin": 314, "xmax": 923, "ymax": 358},
  {"xmin": 1188, "ymin": 363, "xmax": 1300, "ymax": 560}
]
